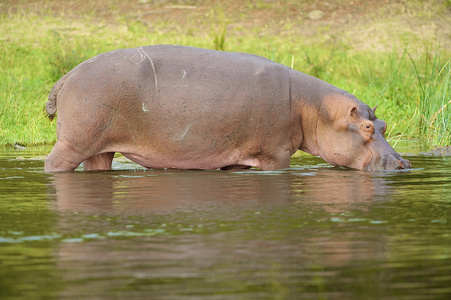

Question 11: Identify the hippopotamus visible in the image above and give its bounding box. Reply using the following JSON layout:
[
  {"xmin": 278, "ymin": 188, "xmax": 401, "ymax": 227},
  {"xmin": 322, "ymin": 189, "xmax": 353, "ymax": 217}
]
[{"xmin": 44, "ymin": 45, "xmax": 411, "ymax": 172}]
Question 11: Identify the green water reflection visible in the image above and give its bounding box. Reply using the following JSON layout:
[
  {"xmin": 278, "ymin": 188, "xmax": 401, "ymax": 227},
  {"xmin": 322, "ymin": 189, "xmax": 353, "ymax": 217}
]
[{"xmin": 1, "ymin": 148, "xmax": 451, "ymax": 299}]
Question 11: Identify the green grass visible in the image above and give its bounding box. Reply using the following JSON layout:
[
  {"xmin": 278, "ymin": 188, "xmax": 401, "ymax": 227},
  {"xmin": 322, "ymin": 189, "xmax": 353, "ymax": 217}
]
[
  {"xmin": 1, "ymin": 1, "xmax": 450, "ymax": 147},
  {"xmin": 408, "ymin": 48, "xmax": 451, "ymax": 146}
]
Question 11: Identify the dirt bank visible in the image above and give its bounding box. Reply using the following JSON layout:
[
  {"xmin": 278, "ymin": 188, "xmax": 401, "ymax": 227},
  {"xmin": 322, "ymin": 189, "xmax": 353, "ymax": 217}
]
[
  {"xmin": 2, "ymin": 0, "xmax": 450, "ymax": 51},
  {"xmin": 419, "ymin": 146, "xmax": 451, "ymax": 156}
]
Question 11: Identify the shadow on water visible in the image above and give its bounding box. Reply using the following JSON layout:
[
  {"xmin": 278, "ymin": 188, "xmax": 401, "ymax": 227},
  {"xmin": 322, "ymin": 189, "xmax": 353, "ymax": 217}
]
[
  {"xmin": 1, "ymin": 147, "xmax": 451, "ymax": 299},
  {"xmin": 48, "ymin": 166, "xmax": 387, "ymax": 214}
]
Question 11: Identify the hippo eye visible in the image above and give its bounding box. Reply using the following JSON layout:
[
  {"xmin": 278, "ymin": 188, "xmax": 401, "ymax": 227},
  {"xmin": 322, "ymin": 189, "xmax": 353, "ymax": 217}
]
[{"xmin": 362, "ymin": 122, "xmax": 374, "ymax": 133}]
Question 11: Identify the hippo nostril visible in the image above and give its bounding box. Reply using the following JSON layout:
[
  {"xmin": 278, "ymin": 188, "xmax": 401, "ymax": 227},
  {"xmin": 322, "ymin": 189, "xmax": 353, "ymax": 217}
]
[
  {"xmin": 396, "ymin": 160, "xmax": 405, "ymax": 170},
  {"xmin": 403, "ymin": 159, "xmax": 412, "ymax": 169}
]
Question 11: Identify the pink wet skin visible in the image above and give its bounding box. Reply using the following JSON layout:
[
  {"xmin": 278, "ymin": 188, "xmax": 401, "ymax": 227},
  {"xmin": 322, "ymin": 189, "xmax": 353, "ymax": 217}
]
[{"xmin": 44, "ymin": 45, "xmax": 410, "ymax": 172}]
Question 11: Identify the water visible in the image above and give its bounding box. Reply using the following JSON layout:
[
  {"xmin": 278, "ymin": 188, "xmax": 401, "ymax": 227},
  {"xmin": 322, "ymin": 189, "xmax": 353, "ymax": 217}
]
[{"xmin": 1, "ymin": 146, "xmax": 451, "ymax": 299}]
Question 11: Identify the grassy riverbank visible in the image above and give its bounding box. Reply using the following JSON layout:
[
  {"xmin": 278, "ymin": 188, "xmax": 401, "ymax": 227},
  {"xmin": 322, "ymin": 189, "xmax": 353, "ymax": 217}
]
[{"xmin": 1, "ymin": 0, "xmax": 450, "ymax": 147}]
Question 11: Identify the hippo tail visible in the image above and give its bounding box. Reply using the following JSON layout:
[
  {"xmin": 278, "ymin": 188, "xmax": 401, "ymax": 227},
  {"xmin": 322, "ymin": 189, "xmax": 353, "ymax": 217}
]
[{"xmin": 46, "ymin": 74, "xmax": 68, "ymax": 121}]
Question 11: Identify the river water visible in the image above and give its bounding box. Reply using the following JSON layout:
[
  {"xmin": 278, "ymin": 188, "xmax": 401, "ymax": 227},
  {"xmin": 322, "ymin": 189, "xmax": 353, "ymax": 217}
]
[{"xmin": 1, "ymin": 146, "xmax": 451, "ymax": 299}]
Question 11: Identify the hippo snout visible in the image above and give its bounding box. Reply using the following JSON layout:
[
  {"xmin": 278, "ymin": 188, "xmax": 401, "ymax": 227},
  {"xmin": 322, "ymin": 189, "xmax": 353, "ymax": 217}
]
[
  {"xmin": 369, "ymin": 155, "xmax": 411, "ymax": 171},
  {"xmin": 394, "ymin": 158, "xmax": 411, "ymax": 170}
]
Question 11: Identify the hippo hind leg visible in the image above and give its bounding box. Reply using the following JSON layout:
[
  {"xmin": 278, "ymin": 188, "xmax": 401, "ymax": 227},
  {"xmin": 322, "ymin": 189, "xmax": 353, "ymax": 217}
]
[
  {"xmin": 83, "ymin": 152, "xmax": 115, "ymax": 171},
  {"xmin": 45, "ymin": 141, "xmax": 114, "ymax": 172},
  {"xmin": 45, "ymin": 140, "xmax": 90, "ymax": 172}
]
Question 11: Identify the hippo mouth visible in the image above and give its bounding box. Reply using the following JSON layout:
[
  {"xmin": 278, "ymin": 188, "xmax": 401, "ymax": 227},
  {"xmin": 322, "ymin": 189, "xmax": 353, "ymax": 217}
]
[
  {"xmin": 395, "ymin": 159, "xmax": 411, "ymax": 170},
  {"xmin": 365, "ymin": 156, "xmax": 411, "ymax": 171}
]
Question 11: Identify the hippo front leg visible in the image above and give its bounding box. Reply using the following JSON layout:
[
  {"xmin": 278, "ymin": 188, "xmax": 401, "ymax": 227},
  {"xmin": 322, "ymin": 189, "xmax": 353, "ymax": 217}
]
[{"xmin": 259, "ymin": 149, "xmax": 292, "ymax": 171}]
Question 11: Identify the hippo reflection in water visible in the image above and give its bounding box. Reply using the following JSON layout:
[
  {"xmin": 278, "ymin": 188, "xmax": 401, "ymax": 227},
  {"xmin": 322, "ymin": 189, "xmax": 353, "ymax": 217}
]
[{"xmin": 44, "ymin": 45, "xmax": 411, "ymax": 172}]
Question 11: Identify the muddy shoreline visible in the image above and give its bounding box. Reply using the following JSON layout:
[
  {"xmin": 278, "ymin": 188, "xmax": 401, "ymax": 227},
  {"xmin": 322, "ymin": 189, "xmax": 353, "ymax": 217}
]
[{"xmin": 418, "ymin": 146, "xmax": 451, "ymax": 156}]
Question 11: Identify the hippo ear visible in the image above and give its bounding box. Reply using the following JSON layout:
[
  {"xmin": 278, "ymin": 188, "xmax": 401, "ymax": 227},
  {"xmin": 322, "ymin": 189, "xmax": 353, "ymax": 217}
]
[
  {"xmin": 350, "ymin": 107, "xmax": 358, "ymax": 117},
  {"xmin": 372, "ymin": 105, "xmax": 378, "ymax": 113}
]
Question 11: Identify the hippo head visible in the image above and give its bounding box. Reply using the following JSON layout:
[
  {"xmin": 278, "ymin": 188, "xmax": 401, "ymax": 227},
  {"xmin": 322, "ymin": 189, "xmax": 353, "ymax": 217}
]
[{"xmin": 312, "ymin": 94, "xmax": 411, "ymax": 171}]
